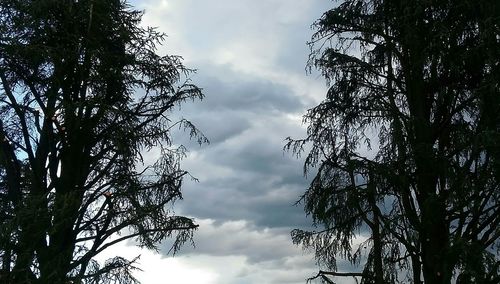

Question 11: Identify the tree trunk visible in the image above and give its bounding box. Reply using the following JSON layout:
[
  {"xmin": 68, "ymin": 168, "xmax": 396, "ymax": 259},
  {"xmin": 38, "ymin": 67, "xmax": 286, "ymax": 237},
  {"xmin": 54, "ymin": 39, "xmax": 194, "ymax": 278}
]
[{"xmin": 420, "ymin": 195, "xmax": 453, "ymax": 284}]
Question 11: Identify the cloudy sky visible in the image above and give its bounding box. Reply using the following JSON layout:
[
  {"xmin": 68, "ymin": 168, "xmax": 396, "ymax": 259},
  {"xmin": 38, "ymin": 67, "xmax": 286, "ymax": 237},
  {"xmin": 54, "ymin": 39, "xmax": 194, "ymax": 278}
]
[{"xmin": 99, "ymin": 1, "xmax": 358, "ymax": 283}]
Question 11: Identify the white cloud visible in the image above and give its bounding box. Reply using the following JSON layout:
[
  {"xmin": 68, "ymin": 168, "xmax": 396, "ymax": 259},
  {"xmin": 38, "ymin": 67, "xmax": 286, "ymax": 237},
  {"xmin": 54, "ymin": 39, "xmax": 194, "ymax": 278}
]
[
  {"xmin": 95, "ymin": 218, "xmax": 318, "ymax": 284},
  {"xmin": 96, "ymin": 220, "xmax": 358, "ymax": 284},
  {"xmin": 136, "ymin": 0, "xmax": 328, "ymax": 103},
  {"xmin": 157, "ymin": 218, "xmax": 322, "ymax": 284},
  {"xmin": 169, "ymin": 219, "xmax": 306, "ymax": 262},
  {"xmin": 95, "ymin": 241, "xmax": 219, "ymax": 284}
]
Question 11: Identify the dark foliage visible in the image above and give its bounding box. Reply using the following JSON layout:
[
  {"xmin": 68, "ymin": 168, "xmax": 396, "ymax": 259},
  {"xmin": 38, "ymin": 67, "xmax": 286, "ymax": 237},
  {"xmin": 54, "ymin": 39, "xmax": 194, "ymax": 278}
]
[
  {"xmin": 0, "ymin": 0, "xmax": 206, "ymax": 283},
  {"xmin": 287, "ymin": 0, "xmax": 500, "ymax": 283}
]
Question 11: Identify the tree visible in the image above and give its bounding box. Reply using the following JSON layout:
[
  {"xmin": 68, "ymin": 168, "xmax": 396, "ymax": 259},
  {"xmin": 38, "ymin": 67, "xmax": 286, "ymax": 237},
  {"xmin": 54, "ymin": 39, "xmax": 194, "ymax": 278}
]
[
  {"xmin": 287, "ymin": 0, "xmax": 500, "ymax": 283},
  {"xmin": 0, "ymin": 0, "xmax": 207, "ymax": 283}
]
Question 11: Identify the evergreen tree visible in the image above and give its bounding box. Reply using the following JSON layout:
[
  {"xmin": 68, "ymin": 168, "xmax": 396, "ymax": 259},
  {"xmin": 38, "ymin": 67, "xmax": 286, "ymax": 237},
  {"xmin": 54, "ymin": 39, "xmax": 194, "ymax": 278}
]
[
  {"xmin": 0, "ymin": 0, "xmax": 206, "ymax": 283},
  {"xmin": 288, "ymin": 1, "xmax": 500, "ymax": 283}
]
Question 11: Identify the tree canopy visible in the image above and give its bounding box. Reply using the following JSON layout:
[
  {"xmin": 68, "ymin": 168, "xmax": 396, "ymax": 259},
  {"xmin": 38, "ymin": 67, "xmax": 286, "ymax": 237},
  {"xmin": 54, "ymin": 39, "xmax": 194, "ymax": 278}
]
[
  {"xmin": 288, "ymin": 0, "xmax": 500, "ymax": 283},
  {"xmin": 0, "ymin": 0, "xmax": 206, "ymax": 283}
]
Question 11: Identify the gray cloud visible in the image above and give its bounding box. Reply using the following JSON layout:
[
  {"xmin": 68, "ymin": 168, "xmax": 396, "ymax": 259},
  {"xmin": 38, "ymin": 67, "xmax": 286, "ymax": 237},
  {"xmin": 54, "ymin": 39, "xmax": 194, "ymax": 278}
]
[
  {"xmin": 121, "ymin": 1, "xmax": 342, "ymax": 283},
  {"xmin": 156, "ymin": 219, "xmax": 360, "ymax": 284},
  {"xmin": 161, "ymin": 63, "xmax": 318, "ymax": 230},
  {"xmin": 167, "ymin": 219, "xmax": 301, "ymax": 263},
  {"xmin": 177, "ymin": 115, "xmax": 312, "ymax": 229},
  {"xmin": 195, "ymin": 68, "xmax": 307, "ymax": 114}
]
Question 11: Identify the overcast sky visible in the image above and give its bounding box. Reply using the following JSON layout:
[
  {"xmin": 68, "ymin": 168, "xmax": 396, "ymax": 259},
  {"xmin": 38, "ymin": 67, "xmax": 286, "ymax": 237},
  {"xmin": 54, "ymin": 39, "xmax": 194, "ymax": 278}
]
[{"xmin": 100, "ymin": 1, "xmax": 358, "ymax": 283}]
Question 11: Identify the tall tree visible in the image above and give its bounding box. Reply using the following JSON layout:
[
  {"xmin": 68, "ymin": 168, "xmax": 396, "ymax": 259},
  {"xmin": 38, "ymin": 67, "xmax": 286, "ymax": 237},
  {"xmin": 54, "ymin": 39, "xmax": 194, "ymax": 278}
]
[
  {"xmin": 287, "ymin": 0, "xmax": 500, "ymax": 283},
  {"xmin": 0, "ymin": 0, "xmax": 206, "ymax": 283}
]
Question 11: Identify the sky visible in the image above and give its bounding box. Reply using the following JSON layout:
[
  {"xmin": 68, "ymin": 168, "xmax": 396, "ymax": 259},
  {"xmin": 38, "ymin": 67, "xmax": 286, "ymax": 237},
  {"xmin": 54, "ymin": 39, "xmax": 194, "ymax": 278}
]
[{"xmin": 99, "ymin": 1, "xmax": 357, "ymax": 283}]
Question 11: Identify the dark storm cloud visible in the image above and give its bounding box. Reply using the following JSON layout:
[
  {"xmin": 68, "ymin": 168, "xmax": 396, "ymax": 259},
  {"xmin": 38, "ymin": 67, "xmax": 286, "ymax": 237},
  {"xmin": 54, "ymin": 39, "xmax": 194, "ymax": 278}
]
[
  {"xmin": 177, "ymin": 111, "xmax": 312, "ymax": 229},
  {"xmin": 124, "ymin": 1, "xmax": 347, "ymax": 283},
  {"xmin": 170, "ymin": 63, "xmax": 310, "ymax": 146},
  {"xmin": 161, "ymin": 61, "xmax": 318, "ymax": 230}
]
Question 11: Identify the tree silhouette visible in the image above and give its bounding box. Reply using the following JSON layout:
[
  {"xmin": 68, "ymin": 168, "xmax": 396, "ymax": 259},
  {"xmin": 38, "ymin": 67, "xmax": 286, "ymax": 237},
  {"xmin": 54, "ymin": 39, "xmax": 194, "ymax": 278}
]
[
  {"xmin": 288, "ymin": 1, "xmax": 500, "ymax": 283},
  {"xmin": 0, "ymin": 0, "xmax": 206, "ymax": 283}
]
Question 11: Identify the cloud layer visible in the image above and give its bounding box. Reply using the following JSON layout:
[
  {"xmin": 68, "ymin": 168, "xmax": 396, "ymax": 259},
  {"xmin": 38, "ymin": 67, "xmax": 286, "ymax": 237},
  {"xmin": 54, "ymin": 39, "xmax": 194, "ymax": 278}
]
[{"xmin": 117, "ymin": 1, "xmax": 361, "ymax": 283}]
